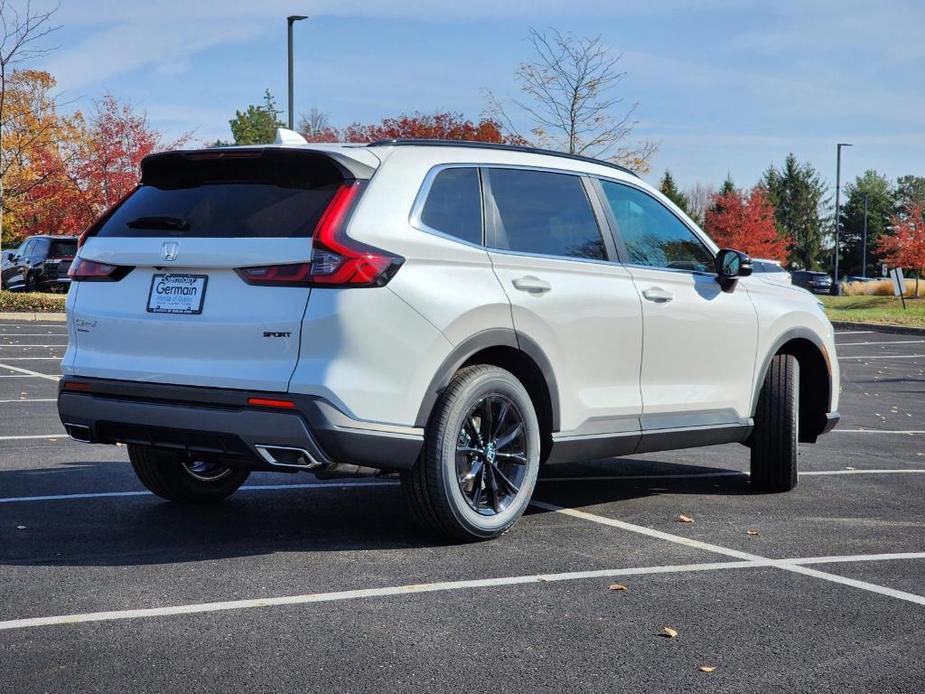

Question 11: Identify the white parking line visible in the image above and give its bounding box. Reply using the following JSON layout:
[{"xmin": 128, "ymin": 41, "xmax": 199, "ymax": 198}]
[
  {"xmin": 0, "ymin": 357, "xmax": 60, "ymax": 360},
  {"xmin": 0, "ymin": 362, "xmax": 60, "ymax": 381},
  {"xmin": 0, "ymin": 344, "xmax": 66, "ymax": 348},
  {"xmin": 833, "ymin": 429, "xmax": 925, "ymax": 435},
  {"xmin": 836, "ymin": 340, "xmax": 925, "ymax": 346},
  {"xmin": 0, "ymin": 481, "xmax": 400, "ymax": 504},
  {"xmin": 0, "ymin": 434, "xmax": 67, "ymax": 441},
  {"xmin": 530, "ymin": 501, "xmax": 925, "ymax": 606},
  {"xmin": 0, "ymin": 398, "xmax": 56, "ymax": 404},
  {"xmin": 1, "ymin": 551, "xmax": 922, "ymax": 631},
  {"xmin": 539, "ymin": 469, "xmax": 925, "ymax": 483},
  {"xmin": 841, "ymin": 354, "xmax": 925, "ymax": 360}
]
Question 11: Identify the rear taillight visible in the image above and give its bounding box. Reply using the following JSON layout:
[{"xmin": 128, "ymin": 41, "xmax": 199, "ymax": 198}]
[
  {"xmin": 235, "ymin": 181, "xmax": 403, "ymax": 289},
  {"xmin": 68, "ymin": 258, "xmax": 133, "ymax": 282}
]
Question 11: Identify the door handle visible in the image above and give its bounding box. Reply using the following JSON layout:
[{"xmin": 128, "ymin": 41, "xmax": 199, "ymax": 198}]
[
  {"xmin": 512, "ymin": 276, "xmax": 551, "ymax": 294},
  {"xmin": 642, "ymin": 287, "xmax": 674, "ymax": 303}
]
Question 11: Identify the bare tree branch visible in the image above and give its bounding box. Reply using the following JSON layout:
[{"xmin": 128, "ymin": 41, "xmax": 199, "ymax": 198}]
[{"xmin": 486, "ymin": 28, "xmax": 658, "ymax": 173}]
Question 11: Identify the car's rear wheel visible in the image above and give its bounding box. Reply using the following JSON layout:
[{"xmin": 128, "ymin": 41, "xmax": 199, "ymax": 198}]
[
  {"xmin": 750, "ymin": 353, "xmax": 799, "ymax": 493},
  {"xmin": 402, "ymin": 365, "xmax": 541, "ymax": 541},
  {"xmin": 128, "ymin": 444, "xmax": 250, "ymax": 503}
]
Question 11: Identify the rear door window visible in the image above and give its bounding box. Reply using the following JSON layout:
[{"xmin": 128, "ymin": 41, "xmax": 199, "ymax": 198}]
[
  {"xmin": 97, "ymin": 150, "xmax": 345, "ymax": 239},
  {"xmin": 487, "ymin": 168, "xmax": 606, "ymax": 261},
  {"xmin": 419, "ymin": 167, "xmax": 483, "ymax": 245}
]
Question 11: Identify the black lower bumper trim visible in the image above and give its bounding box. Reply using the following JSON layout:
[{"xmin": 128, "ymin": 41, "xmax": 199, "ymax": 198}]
[{"xmin": 57, "ymin": 377, "xmax": 423, "ymax": 472}]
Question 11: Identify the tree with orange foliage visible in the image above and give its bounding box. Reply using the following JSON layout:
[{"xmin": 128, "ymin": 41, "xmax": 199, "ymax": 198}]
[
  {"xmin": 877, "ymin": 204, "xmax": 925, "ymax": 295},
  {"xmin": 301, "ymin": 110, "xmax": 522, "ymax": 145},
  {"xmin": 704, "ymin": 186, "xmax": 788, "ymax": 261},
  {"xmin": 25, "ymin": 94, "xmax": 188, "ymax": 236}
]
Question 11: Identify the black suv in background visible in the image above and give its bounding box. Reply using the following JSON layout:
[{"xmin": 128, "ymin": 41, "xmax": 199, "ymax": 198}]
[
  {"xmin": 0, "ymin": 236, "xmax": 78, "ymax": 292},
  {"xmin": 791, "ymin": 270, "xmax": 833, "ymax": 295}
]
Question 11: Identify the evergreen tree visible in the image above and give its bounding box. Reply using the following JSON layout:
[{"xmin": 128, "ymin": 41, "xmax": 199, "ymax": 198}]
[
  {"xmin": 895, "ymin": 175, "xmax": 925, "ymax": 216},
  {"xmin": 706, "ymin": 175, "xmax": 736, "ymax": 220},
  {"xmin": 763, "ymin": 154, "xmax": 828, "ymax": 270},
  {"xmin": 839, "ymin": 171, "xmax": 894, "ymax": 277},
  {"xmin": 658, "ymin": 170, "xmax": 692, "ymax": 217},
  {"xmin": 229, "ymin": 90, "xmax": 283, "ymax": 145}
]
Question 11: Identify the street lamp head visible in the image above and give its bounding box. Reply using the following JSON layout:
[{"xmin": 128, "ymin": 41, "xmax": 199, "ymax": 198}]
[
  {"xmin": 288, "ymin": 15, "xmax": 308, "ymax": 22},
  {"xmin": 838, "ymin": 142, "xmax": 853, "ymax": 148}
]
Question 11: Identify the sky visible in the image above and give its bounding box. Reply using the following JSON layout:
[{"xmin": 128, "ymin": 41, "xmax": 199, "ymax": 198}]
[{"xmin": 29, "ymin": 0, "xmax": 925, "ymax": 192}]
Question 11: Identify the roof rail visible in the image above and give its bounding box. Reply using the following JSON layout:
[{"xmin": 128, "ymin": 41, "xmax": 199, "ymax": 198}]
[{"xmin": 366, "ymin": 138, "xmax": 638, "ymax": 178}]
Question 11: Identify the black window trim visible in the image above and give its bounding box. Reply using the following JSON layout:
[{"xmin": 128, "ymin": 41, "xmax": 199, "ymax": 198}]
[
  {"xmin": 591, "ymin": 175, "xmax": 719, "ymax": 278},
  {"xmin": 481, "ymin": 165, "xmax": 617, "ymax": 266}
]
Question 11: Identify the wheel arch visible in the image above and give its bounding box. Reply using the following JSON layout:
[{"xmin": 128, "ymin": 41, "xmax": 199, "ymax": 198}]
[
  {"xmin": 752, "ymin": 328, "xmax": 833, "ymax": 443},
  {"xmin": 414, "ymin": 329, "xmax": 559, "ymax": 437}
]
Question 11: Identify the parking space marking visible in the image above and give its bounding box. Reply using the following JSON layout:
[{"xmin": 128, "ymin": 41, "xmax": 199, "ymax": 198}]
[
  {"xmin": 0, "ymin": 357, "xmax": 61, "ymax": 360},
  {"xmin": 0, "ymin": 362, "xmax": 60, "ymax": 381},
  {"xmin": 834, "ymin": 429, "xmax": 925, "ymax": 435},
  {"xmin": 841, "ymin": 354, "xmax": 925, "ymax": 360},
  {"xmin": 836, "ymin": 340, "xmax": 925, "ymax": 346},
  {"xmin": 0, "ymin": 434, "xmax": 67, "ymax": 441},
  {"xmin": 540, "ymin": 469, "xmax": 925, "ymax": 483},
  {"xmin": 0, "ymin": 480, "xmax": 401, "ymax": 504},
  {"xmin": 0, "ymin": 398, "xmax": 56, "ymax": 403},
  {"xmin": 3, "ymin": 468, "xmax": 922, "ymax": 505},
  {"xmin": 2, "ymin": 551, "xmax": 923, "ymax": 632},
  {"xmin": 0, "ymin": 344, "xmax": 66, "ymax": 348},
  {"xmin": 531, "ymin": 501, "xmax": 925, "ymax": 606}
]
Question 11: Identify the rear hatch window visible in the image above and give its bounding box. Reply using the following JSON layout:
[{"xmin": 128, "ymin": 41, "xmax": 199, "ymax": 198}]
[
  {"xmin": 48, "ymin": 239, "xmax": 77, "ymax": 258},
  {"xmin": 97, "ymin": 149, "xmax": 344, "ymax": 239}
]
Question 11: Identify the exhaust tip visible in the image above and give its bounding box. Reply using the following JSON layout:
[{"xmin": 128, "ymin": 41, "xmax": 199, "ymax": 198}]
[
  {"xmin": 255, "ymin": 444, "xmax": 321, "ymax": 470},
  {"xmin": 64, "ymin": 423, "xmax": 93, "ymax": 443}
]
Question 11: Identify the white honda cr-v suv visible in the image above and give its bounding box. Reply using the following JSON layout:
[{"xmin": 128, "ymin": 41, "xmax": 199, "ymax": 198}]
[{"xmin": 58, "ymin": 132, "xmax": 839, "ymax": 540}]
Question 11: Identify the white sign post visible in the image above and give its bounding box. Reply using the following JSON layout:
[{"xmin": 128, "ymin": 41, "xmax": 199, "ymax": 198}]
[{"xmin": 889, "ymin": 268, "xmax": 906, "ymax": 309}]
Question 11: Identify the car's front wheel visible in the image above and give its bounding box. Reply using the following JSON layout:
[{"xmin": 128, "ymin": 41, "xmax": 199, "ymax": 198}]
[
  {"xmin": 750, "ymin": 353, "xmax": 799, "ymax": 493},
  {"xmin": 128, "ymin": 445, "xmax": 250, "ymax": 503},
  {"xmin": 402, "ymin": 365, "xmax": 541, "ymax": 541}
]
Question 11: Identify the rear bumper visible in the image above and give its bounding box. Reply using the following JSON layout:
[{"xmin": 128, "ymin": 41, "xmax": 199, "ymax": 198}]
[{"xmin": 57, "ymin": 377, "xmax": 423, "ymax": 472}]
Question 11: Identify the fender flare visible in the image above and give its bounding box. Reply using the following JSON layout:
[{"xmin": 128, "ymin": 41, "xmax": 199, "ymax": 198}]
[
  {"xmin": 414, "ymin": 328, "xmax": 561, "ymax": 431},
  {"xmin": 751, "ymin": 327, "xmax": 833, "ymax": 416}
]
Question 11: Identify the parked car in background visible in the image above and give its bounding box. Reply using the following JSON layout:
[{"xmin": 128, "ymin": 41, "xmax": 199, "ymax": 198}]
[
  {"xmin": 845, "ymin": 276, "xmax": 878, "ymax": 283},
  {"xmin": 750, "ymin": 258, "xmax": 791, "ymax": 285},
  {"xmin": 791, "ymin": 270, "xmax": 833, "ymax": 295},
  {"xmin": 0, "ymin": 247, "xmax": 20, "ymax": 289},
  {"xmin": 1, "ymin": 235, "xmax": 78, "ymax": 292}
]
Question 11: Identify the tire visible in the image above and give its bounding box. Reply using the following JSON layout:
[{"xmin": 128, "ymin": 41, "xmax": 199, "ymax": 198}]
[
  {"xmin": 750, "ymin": 354, "xmax": 799, "ymax": 493},
  {"xmin": 402, "ymin": 365, "xmax": 541, "ymax": 541},
  {"xmin": 128, "ymin": 445, "xmax": 250, "ymax": 503},
  {"xmin": 23, "ymin": 272, "xmax": 36, "ymax": 292}
]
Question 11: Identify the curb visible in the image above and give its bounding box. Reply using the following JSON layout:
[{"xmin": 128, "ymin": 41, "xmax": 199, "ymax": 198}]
[
  {"xmin": 0, "ymin": 312, "xmax": 66, "ymax": 322},
  {"xmin": 832, "ymin": 320, "xmax": 925, "ymax": 336}
]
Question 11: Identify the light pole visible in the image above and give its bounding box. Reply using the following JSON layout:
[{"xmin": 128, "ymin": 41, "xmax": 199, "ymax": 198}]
[
  {"xmin": 287, "ymin": 15, "xmax": 308, "ymax": 130},
  {"xmin": 862, "ymin": 191, "xmax": 869, "ymax": 279},
  {"xmin": 833, "ymin": 142, "xmax": 852, "ymax": 293}
]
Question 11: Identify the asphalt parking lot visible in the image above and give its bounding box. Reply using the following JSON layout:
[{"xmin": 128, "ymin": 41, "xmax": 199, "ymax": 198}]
[{"xmin": 0, "ymin": 320, "xmax": 922, "ymax": 693}]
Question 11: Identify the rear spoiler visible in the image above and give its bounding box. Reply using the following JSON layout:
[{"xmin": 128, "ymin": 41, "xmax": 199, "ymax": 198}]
[{"xmin": 141, "ymin": 146, "xmax": 376, "ymax": 184}]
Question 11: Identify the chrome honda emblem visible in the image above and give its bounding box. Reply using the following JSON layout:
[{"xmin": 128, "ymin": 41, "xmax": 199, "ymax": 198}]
[{"xmin": 161, "ymin": 242, "xmax": 179, "ymax": 261}]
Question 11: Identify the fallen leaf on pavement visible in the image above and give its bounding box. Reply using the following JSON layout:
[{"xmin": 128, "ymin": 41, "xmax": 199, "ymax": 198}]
[
  {"xmin": 608, "ymin": 583, "xmax": 627, "ymax": 592},
  {"xmin": 661, "ymin": 627, "xmax": 678, "ymax": 638},
  {"xmin": 746, "ymin": 529, "xmax": 759, "ymax": 536},
  {"xmin": 699, "ymin": 666, "xmax": 716, "ymax": 673},
  {"xmin": 677, "ymin": 514, "xmax": 694, "ymax": 524}
]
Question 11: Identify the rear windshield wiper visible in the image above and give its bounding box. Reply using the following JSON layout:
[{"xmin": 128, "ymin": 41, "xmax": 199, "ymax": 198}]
[{"xmin": 126, "ymin": 215, "xmax": 191, "ymax": 231}]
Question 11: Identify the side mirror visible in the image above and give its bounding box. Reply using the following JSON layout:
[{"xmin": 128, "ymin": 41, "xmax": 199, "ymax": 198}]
[{"xmin": 715, "ymin": 249, "xmax": 752, "ymax": 292}]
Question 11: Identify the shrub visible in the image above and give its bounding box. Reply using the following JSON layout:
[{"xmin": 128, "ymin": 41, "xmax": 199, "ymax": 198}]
[
  {"xmin": 0, "ymin": 291, "xmax": 67, "ymax": 313},
  {"xmin": 841, "ymin": 279, "xmax": 925, "ymax": 297}
]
